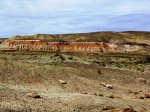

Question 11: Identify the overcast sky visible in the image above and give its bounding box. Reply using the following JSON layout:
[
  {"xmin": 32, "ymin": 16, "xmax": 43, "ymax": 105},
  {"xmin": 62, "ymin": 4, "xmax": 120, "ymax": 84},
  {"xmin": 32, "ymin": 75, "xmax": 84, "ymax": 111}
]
[{"xmin": 0, "ymin": 0, "xmax": 150, "ymax": 37}]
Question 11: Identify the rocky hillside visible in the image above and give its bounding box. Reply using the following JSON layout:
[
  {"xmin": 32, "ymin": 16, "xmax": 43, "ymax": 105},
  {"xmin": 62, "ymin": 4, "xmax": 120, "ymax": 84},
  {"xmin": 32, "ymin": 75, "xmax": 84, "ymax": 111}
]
[{"xmin": 0, "ymin": 31, "xmax": 150, "ymax": 54}]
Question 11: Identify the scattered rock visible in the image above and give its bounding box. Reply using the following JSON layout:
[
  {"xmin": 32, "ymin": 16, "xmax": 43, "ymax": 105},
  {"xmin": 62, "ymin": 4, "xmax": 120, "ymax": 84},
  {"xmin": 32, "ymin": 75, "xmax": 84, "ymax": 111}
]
[
  {"xmin": 98, "ymin": 69, "xmax": 102, "ymax": 74},
  {"xmin": 102, "ymin": 106, "xmax": 115, "ymax": 111},
  {"xmin": 99, "ymin": 94, "xmax": 104, "ymax": 97},
  {"xmin": 144, "ymin": 94, "xmax": 150, "ymax": 98},
  {"xmin": 137, "ymin": 78, "xmax": 147, "ymax": 84},
  {"xmin": 131, "ymin": 96, "xmax": 137, "ymax": 99},
  {"xmin": 139, "ymin": 96, "xmax": 144, "ymax": 99},
  {"xmin": 108, "ymin": 106, "xmax": 137, "ymax": 112},
  {"xmin": 59, "ymin": 80, "xmax": 67, "ymax": 84},
  {"xmin": 108, "ymin": 95, "xmax": 121, "ymax": 99},
  {"xmin": 100, "ymin": 83, "xmax": 106, "ymax": 87},
  {"xmin": 106, "ymin": 108, "xmax": 136, "ymax": 112},
  {"xmin": 128, "ymin": 90, "xmax": 139, "ymax": 95},
  {"xmin": 122, "ymin": 108, "xmax": 136, "ymax": 112},
  {"xmin": 87, "ymin": 92, "xmax": 97, "ymax": 96},
  {"xmin": 109, "ymin": 95, "xmax": 114, "ymax": 99},
  {"xmin": 105, "ymin": 108, "xmax": 123, "ymax": 112},
  {"xmin": 133, "ymin": 92, "xmax": 139, "ymax": 95},
  {"xmin": 106, "ymin": 84, "xmax": 113, "ymax": 89},
  {"xmin": 100, "ymin": 83, "xmax": 113, "ymax": 89},
  {"xmin": 26, "ymin": 92, "xmax": 41, "ymax": 98},
  {"xmin": 81, "ymin": 92, "xmax": 87, "ymax": 94},
  {"xmin": 81, "ymin": 92, "xmax": 97, "ymax": 96},
  {"xmin": 128, "ymin": 90, "xmax": 133, "ymax": 93}
]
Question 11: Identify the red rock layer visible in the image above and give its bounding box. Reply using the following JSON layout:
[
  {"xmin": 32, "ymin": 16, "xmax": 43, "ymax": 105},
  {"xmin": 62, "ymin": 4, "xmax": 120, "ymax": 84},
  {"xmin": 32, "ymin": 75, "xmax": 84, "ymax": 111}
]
[
  {"xmin": 0, "ymin": 40, "xmax": 118, "ymax": 53},
  {"xmin": 0, "ymin": 40, "xmax": 149, "ymax": 53}
]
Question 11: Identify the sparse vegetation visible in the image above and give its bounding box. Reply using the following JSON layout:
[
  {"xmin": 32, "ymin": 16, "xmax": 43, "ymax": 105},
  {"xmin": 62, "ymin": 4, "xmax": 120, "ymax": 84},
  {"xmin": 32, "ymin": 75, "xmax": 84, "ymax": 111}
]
[{"xmin": 0, "ymin": 31, "xmax": 150, "ymax": 111}]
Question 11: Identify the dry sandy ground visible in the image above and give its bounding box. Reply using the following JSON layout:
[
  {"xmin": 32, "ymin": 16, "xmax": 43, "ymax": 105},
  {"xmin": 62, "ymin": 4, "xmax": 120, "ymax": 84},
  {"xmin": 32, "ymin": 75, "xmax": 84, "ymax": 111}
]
[{"xmin": 0, "ymin": 52, "xmax": 150, "ymax": 112}]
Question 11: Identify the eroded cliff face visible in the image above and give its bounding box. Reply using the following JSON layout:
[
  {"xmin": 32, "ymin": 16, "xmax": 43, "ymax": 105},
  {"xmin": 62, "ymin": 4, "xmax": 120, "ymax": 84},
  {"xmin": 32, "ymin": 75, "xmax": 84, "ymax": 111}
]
[
  {"xmin": 0, "ymin": 40, "xmax": 149, "ymax": 54},
  {"xmin": 0, "ymin": 40, "xmax": 116, "ymax": 53}
]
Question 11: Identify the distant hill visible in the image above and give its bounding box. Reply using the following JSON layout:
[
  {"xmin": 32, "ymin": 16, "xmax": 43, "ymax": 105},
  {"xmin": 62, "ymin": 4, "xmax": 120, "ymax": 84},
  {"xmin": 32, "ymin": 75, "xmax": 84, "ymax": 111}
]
[
  {"xmin": 0, "ymin": 31, "xmax": 150, "ymax": 54},
  {"xmin": 9, "ymin": 31, "xmax": 150, "ymax": 44},
  {"xmin": 0, "ymin": 38, "xmax": 8, "ymax": 43}
]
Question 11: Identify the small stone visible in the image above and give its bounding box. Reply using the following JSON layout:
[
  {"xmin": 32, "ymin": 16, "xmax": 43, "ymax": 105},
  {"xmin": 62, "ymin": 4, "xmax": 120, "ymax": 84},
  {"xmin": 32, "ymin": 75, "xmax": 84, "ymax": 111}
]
[
  {"xmin": 81, "ymin": 92, "xmax": 97, "ymax": 96},
  {"xmin": 139, "ymin": 96, "xmax": 144, "ymax": 99},
  {"xmin": 109, "ymin": 95, "xmax": 114, "ymax": 99},
  {"xmin": 87, "ymin": 92, "xmax": 97, "ymax": 96},
  {"xmin": 26, "ymin": 92, "xmax": 41, "ymax": 98},
  {"xmin": 105, "ymin": 108, "xmax": 136, "ymax": 112},
  {"xmin": 128, "ymin": 90, "xmax": 133, "ymax": 93},
  {"xmin": 102, "ymin": 106, "xmax": 114, "ymax": 110},
  {"xmin": 131, "ymin": 96, "xmax": 137, "ymax": 99},
  {"xmin": 137, "ymin": 78, "xmax": 147, "ymax": 84},
  {"xmin": 99, "ymin": 94, "xmax": 103, "ymax": 97},
  {"xmin": 123, "ymin": 108, "xmax": 136, "ymax": 112},
  {"xmin": 98, "ymin": 69, "xmax": 101, "ymax": 74},
  {"xmin": 133, "ymin": 92, "xmax": 139, "ymax": 95},
  {"xmin": 59, "ymin": 80, "xmax": 67, "ymax": 84},
  {"xmin": 106, "ymin": 84, "xmax": 113, "ymax": 89},
  {"xmin": 144, "ymin": 94, "xmax": 150, "ymax": 98},
  {"xmin": 108, "ymin": 95, "xmax": 121, "ymax": 99},
  {"xmin": 100, "ymin": 83, "xmax": 106, "ymax": 87},
  {"xmin": 81, "ymin": 92, "xmax": 88, "ymax": 94},
  {"xmin": 107, "ymin": 108, "xmax": 122, "ymax": 112}
]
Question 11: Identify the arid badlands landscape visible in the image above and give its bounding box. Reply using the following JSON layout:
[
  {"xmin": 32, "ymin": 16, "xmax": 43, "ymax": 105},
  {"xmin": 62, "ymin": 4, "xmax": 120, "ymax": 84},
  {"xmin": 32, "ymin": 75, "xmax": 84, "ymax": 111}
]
[{"xmin": 0, "ymin": 31, "xmax": 150, "ymax": 112}]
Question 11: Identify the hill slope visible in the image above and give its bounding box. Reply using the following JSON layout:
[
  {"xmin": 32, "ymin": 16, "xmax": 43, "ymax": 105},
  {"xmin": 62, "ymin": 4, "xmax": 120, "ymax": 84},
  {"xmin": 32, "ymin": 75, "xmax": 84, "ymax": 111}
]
[{"xmin": 10, "ymin": 31, "xmax": 150, "ymax": 44}]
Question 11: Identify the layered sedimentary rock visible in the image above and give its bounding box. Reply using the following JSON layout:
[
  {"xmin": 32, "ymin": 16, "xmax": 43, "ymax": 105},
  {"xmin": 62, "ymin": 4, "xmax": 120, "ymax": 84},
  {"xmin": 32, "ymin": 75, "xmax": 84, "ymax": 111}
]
[
  {"xmin": 0, "ymin": 40, "xmax": 149, "ymax": 53},
  {"xmin": 0, "ymin": 40, "xmax": 117, "ymax": 53}
]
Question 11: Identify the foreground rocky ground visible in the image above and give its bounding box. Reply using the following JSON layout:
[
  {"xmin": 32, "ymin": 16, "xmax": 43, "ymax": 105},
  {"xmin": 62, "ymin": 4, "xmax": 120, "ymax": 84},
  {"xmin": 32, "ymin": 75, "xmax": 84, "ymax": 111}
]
[{"xmin": 0, "ymin": 52, "xmax": 150, "ymax": 112}]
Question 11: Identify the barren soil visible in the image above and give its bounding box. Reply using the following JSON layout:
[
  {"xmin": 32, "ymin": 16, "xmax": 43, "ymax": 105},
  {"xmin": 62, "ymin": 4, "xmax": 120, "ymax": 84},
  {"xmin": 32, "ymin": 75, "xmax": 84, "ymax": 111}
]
[{"xmin": 0, "ymin": 52, "xmax": 150, "ymax": 112}]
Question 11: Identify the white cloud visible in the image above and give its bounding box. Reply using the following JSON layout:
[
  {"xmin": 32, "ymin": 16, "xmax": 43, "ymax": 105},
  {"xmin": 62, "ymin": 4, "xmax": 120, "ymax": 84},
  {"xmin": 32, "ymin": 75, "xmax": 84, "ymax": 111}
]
[{"xmin": 0, "ymin": 0, "xmax": 150, "ymax": 37}]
